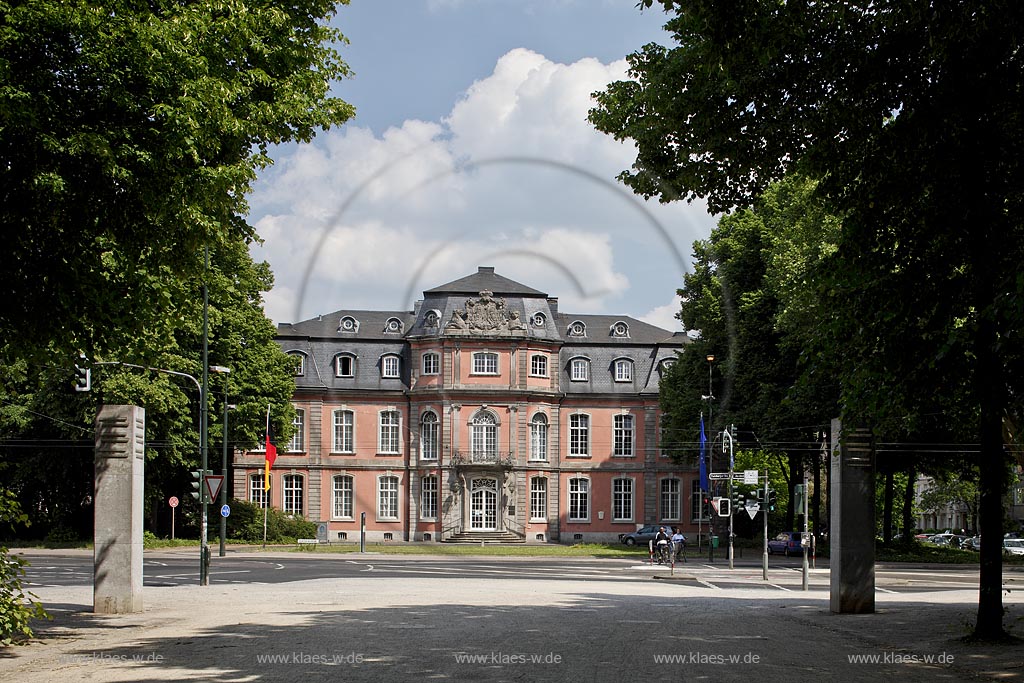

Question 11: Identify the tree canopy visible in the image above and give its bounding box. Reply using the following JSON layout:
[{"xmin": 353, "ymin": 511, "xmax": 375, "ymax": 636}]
[
  {"xmin": 0, "ymin": 0, "xmax": 355, "ymax": 366},
  {"xmin": 591, "ymin": 1, "xmax": 1024, "ymax": 639}
]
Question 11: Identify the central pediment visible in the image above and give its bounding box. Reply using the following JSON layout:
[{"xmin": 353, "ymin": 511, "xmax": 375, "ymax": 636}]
[{"xmin": 444, "ymin": 290, "xmax": 528, "ymax": 337}]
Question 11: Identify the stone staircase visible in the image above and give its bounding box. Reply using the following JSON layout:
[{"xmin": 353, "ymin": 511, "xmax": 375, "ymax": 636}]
[{"xmin": 443, "ymin": 530, "xmax": 525, "ymax": 544}]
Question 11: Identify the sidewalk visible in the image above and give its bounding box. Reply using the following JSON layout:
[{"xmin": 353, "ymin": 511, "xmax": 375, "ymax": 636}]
[{"xmin": 2, "ymin": 551, "xmax": 1022, "ymax": 682}]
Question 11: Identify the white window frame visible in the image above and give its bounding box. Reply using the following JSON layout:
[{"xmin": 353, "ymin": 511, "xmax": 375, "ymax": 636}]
[
  {"xmin": 377, "ymin": 475, "xmax": 400, "ymax": 520},
  {"xmin": 529, "ymin": 413, "xmax": 548, "ymax": 461},
  {"xmin": 612, "ymin": 477, "xmax": 634, "ymax": 522},
  {"xmin": 420, "ymin": 475, "xmax": 438, "ymax": 520},
  {"xmin": 570, "ymin": 358, "xmax": 589, "ymax": 382},
  {"xmin": 420, "ymin": 411, "xmax": 439, "ymax": 461},
  {"xmin": 333, "ymin": 475, "xmax": 354, "ymax": 519},
  {"xmin": 289, "ymin": 352, "xmax": 305, "ymax": 376},
  {"xmin": 613, "ymin": 414, "xmax": 635, "ymax": 457},
  {"xmin": 472, "ymin": 351, "xmax": 499, "ymax": 375},
  {"xmin": 470, "ymin": 411, "xmax": 498, "ymax": 458},
  {"xmin": 282, "ymin": 474, "xmax": 303, "ymax": 516},
  {"xmin": 614, "ymin": 359, "xmax": 633, "ymax": 382},
  {"xmin": 335, "ymin": 354, "xmax": 355, "ymax": 378},
  {"xmin": 568, "ymin": 477, "xmax": 590, "ymax": 522},
  {"xmin": 381, "ymin": 354, "xmax": 401, "ymax": 379},
  {"xmin": 421, "ymin": 352, "xmax": 440, "ymax": 375},
  {"xmin": 288, "ymin": 409, "xmax": 305, "ymax": 452},
  {"xmin": 568, "ymin": 413, "xmax": 590, "ymax": 457},
  {"xmin": 530, "ymin": 477, "xmax": 548, "ymax": 521},
  {"xmin": 530, "ymin": 354, "xmax": 548, "ymax": 377},
  {"xmin": 249, "ymin": 473, "xmax": 268, "ymax": 508},
  {"xmin": 332, "ymin": 409, "xmax": 354, "ymax": 453},
  {"xmin": 662, "ymin": 478, "xmax": 681, "ymax": 522},
  {"xmin": 378, "ymin": 410, "xmax": 401, "ymax": 454}
]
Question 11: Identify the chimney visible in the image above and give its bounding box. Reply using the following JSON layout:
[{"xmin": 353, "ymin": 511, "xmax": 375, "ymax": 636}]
[{"xmin": 478, "ymin": 266, "xmax": 495, "ymax": 274}]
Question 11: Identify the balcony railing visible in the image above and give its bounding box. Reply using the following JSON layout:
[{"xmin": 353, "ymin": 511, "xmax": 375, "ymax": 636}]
[{"xmin": 452, "ymin": 450, "xmax": 514, "ymax": 467}]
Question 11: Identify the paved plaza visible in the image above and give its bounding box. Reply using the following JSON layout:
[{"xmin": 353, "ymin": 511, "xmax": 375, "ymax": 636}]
[{"xmin": 2, "ymin": 550, "xmax": 1023, "ymax": 682}]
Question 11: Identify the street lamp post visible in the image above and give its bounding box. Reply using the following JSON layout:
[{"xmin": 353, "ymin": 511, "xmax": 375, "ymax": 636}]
[
  {"xmin": 210, "ymin": 365, "xmax": 231, "ymax": 557},
  {"xmin": 705, "ymin": 354, "xmax": 715, "ymax": 562}
]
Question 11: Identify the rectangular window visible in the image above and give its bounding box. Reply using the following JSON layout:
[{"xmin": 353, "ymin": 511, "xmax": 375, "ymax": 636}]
[
  {"xmin": 333, "ymin": 476, "xmax": 353, "ymax": 519},
  {"xmin": 691, "ymin": 479, "xmax": 709, "ymax": 522},
  {"xmin": 283, "ymin": 474, "xmax": 303, "ymax": 516},
  {"xmin": 530, "ymin": 354, "xmax": 548, "ymax": 377},
  {"xmin": 288, "ymin": 409, "xmax": 305, "ymax": 452},
  {"xmin": 249, "ymin": 474, "xmax": 268, "ymax": 508},
  {"xmin": 662, "ymin": 478, "xmax": 681, "ymax": 521},
  {"xmin": 379, "ymin": 411, "xmax": 401, "ymax": 454},
  {"xmin": 613, "ymin": 414, "xmax": 634, "ymax": 457},
  {"xmin": 613, "ymin": 478, "xmax": 634, "ymax": 521},
  {"xmin": 569, "ymin": 414, "xmax": 590, "ymax": 457},
  {"xmin": 421, "ymin": 475, "xmax": 438, "ymax": 519},
  {"xmin": 422, "ymin": 352, "xmax": 439, "ymax": 375},
  {"xmin": 568, "ymin": 478, "xmax": 589, "ymax": 521},
  {"xmin": 530, "ymin": 478, "xmax": 547, "ymax": 521},
  {"xmin": 473, "ymin": 352, "xmax": 499, "ymax": 375},
  {"xmin": 378, "ymin": 476, "xmax": 399, "ymax": 519},
  {"xmin": 333, "ymin": 410, "xmax": 354, "ymax": 453},
  {"xmin": 382, "ymin": 355, "xmax": 400, "ymax": 378},
  {"xmin": 336, "ymin": 355, "xmax": 354, "ymax": 377}
]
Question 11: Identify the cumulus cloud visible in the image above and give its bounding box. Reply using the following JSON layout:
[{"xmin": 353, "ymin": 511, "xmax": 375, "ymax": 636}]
[{"xmin": 249, "ymin": 48, "xmax": 715, "ymax": 325}]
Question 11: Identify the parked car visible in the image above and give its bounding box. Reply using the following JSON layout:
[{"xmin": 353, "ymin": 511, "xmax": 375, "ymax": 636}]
[
  {"xmin": 963, "ymin": 536, "xmax": 982, "ymax": 552},
  {"xmin": 1003, "ymin": 539, "xmax": 1024, "ymax": 556},
  {"xmin": 767, "ymin": 531, "xmax": 803, "ymax": 557},
  {"xmin": 619, "ymin": 524, "xmax": 664, "ymax": 546},
  {"xmin": 927, "ymin": 533, "xmax": 969, "ymax": 548}
]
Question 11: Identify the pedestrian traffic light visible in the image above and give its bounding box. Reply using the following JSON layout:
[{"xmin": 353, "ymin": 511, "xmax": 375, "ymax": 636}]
[
  {"xmin": 190, "ymin": 470, "xmax": 204, "ymax": 501},
  {"xmin": 74, "ymin": 355, "xmax": 91, "ymax": 392},
  {"xmin": 715, "ymin": 497, "xmax": 730, "ymax": 517},
  {"xmin": 766, "ymin": 490, "xmax": 777, "ymax": 512}
]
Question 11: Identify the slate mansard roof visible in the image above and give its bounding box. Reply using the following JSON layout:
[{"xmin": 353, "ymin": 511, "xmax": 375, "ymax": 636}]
[{"xmin": 276, "ymin": 267, "xmax": 687, "ymax": 393}]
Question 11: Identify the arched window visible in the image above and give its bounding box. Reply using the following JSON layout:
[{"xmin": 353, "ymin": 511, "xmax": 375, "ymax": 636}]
[
  {"xmin": 420, "ymin": 411, "xmax": 439, "ymax": 460},
  {"xmin": 287, "ymin": 352, "xmax": 306, "ymax": 376},
  {"xmin": 569, "ymin": 357, "xmax": 590, "ymax": 382},
  {"xmin": 381, "ymin": 354, "xmax": 401, "ymax": 379},
  {"xmin": 470, "ymin": 411, "xmax": 498, "ymax": 459},
  {"xmin": 529, "ymin": 413, "xmax": 548, "ymax": 461},
  {"xmin": 335, "ymin": 354, "xmax": 356, "ymax": 378},
  {"xmin": 613, "ymin": 358, "xmax": 634, "ymax": 382}
]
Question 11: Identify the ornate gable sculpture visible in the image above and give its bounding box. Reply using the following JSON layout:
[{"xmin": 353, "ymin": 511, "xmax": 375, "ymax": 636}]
[{"xmin": 445, "ymin": 291, "xmax": 527, "ymax": 336}]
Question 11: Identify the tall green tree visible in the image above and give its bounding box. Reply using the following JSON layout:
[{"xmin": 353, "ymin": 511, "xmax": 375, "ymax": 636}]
[
  {"xmin": 591, "ymin": 1, "xmax": 1024, "ymax": 639},
  {"xmin": 0, "ymin": 0, "xmax": 354, "ymax": 366}
]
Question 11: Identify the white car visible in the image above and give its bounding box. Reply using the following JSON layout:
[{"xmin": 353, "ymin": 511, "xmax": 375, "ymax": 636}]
[{"xmin": 1003, "ymin": 539, "xmax": 1024, "ymax": 556}]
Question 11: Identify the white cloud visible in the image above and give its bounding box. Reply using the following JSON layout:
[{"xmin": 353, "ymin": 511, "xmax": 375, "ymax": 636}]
[
  {"xmin": 249, "ymin": 48, "xmax": 715, "ymax": 324},
  {"xmin": 639, "ymin": 295, "xmax": 685, "ymax": 332}
]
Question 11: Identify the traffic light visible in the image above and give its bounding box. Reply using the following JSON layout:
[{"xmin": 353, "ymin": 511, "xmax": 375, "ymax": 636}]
[
  {"xmin": 190, "ymin": 470, "xmax": 204, "ymax": 501},
  {"xmin": 715, "ymin": 497, "xmax": 730, "ymax": 517},
  {"xmin": 731, "ymin": 489, "xmax": 744, "ymax": 511},
  {"xmin": 766, "ymin": 489, "xmax": 777, "ymax": 511},
  {"xmin": 74, "ymin": 355, "xmax": 91, "ymax": 392}
]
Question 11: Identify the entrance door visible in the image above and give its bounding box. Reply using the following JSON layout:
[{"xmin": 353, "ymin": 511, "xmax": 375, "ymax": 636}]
[{"xmin": 470, "ymin": 478, "xmax": 498, "ymax": 531}]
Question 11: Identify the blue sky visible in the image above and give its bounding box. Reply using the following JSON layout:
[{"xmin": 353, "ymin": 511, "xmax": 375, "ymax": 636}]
[{"xmin": 248, "ymin": 0, "xmax": 717, "ymax": 330}]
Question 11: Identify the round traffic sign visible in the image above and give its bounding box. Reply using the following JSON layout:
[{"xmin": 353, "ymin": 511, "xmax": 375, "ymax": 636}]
[
  {"xmin": 220, "ymin": 504, "xmax": 231, "ymax": 518},
  {"xmin": 169, "ymin": 496, "xmax": 179, "ymax": 508}
]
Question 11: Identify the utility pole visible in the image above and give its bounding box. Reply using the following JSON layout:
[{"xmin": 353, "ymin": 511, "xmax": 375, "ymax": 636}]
[
  {"xmin": 725, "ymin": 426, "xmax": 735, "ymax": 570},
  {"xmin": 762, "ymin": 472, "xmax": 769, "ymax": 581}
]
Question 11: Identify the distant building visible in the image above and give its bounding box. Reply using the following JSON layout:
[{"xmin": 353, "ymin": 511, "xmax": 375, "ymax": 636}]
[{"xmin": 233, "ymin": 267, "xmax": 697, "ymax": 543}]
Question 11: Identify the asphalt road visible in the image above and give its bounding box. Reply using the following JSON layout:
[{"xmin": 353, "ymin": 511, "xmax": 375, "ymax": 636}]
[{"xmin": 18, "ymin": 550, "xmax": 1019, "ymax": 595}]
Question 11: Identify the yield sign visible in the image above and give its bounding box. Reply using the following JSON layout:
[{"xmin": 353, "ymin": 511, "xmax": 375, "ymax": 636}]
[
  {"xmin": 745, "ymin": 502, "xmax": 760, "ymax": 520},
  {"xmin": 204, "ymin": 475, "xmax": 224, "ymax": 502}
]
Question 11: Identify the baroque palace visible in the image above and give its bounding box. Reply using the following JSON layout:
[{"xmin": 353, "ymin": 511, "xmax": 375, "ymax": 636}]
[{"xmin": 233, "ymin": 267, "xmax": 697, "ymax": 543}]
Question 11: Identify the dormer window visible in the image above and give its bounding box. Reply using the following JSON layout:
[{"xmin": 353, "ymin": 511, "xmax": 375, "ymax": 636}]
[
  {"xmin": 567, "ymin": 320, "xmax": 587, "ymax": 337},
  {"xmin": 658, "ymin": 358, "xmax": 676, "ymax": 374},
  {"xmin": 287, "ymin": 352, "xmax": 305, "ymax": 376},
  {"xmin": 614, "ymin": 358, "xmax": 634, "ymax": 382},
  {"xmin": 531, "ymin": 312, "xmax": 546, "ymax": 328},
  {"xmin": 610, "ymin": 321, "xmax": 630, "ymax": 338},
  {"xmin": 384, "ymin": 317, "xmax": 403, "ymax": 334},
  {"xmin": 338, "ymin": 316, "xmax": 359, "ymax": 333},
  {"xmin": 570, "ymin": 357, "xmax": 590, "ymax": 382},
  {"xmin": 423, "ymin": 310, "xmax": 440, "ymax": 328},
  {"xmin": 381, "ymin": 354, "xmax": 401, "ymax": 379},
  {"xmin": 335, "ymin": 354, "xmax": 355, "ymax": 378}
]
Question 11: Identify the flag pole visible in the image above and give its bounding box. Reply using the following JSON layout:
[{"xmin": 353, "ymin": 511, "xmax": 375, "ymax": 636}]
[{"xmin": 263, "ymin": 403, "xmax": 272, "ymax": 549}]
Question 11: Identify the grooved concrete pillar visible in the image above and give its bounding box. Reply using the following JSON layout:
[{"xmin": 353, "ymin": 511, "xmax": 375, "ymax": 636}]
[
  {"xmin": 94, "ymin": 405, "xmax": 145, "ymax": 614},
  {"xmin": 829, "ymin": 419, "xmax": 875, "ymax": 614}
]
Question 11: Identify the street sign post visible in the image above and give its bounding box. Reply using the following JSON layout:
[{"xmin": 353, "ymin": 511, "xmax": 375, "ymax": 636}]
[{"xmin": 168, "ymin": 496, "xmax": 178, "ymax": 540}]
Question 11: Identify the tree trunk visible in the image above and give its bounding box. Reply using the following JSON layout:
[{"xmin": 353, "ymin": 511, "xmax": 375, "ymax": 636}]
[
  {"xmin": 812, "ymin": 448, "xmax": 822, "ymax": 535},
  {"xmin": 901, "ymin": 463, "xmax": 915, "ymax": 547},
  {"xmin": 973, "ymin": 318, "xmax": 1007, "ymax": 640}
]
